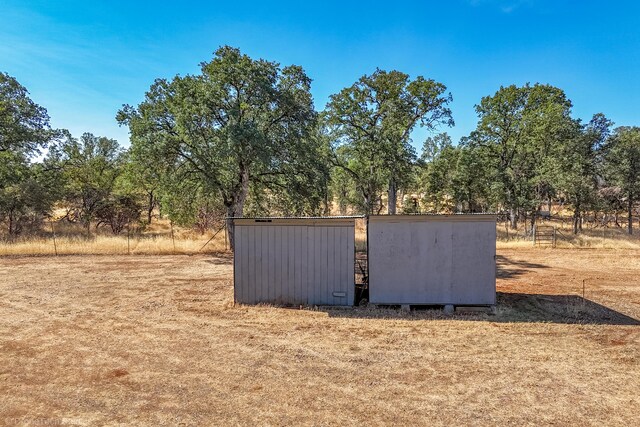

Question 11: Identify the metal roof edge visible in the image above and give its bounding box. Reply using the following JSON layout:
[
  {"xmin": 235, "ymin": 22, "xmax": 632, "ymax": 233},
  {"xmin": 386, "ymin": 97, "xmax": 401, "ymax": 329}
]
[
  {"xmin": 226, "ymin": 216, "xmax": 365, "ymax": 220},
  {"xmin": 368, "ymin": 213, "xmax": 498, "ymax": 216},
  {"xmin": 368, "ymin": 214, "xmax": 497, "ymax": 222}
]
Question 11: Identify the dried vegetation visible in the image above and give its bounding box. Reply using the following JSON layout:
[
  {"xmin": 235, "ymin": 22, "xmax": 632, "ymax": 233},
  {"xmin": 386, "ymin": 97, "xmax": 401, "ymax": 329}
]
[{"xmin": 1, "ymin": 248, "xmax": 639, "ymax": 425}]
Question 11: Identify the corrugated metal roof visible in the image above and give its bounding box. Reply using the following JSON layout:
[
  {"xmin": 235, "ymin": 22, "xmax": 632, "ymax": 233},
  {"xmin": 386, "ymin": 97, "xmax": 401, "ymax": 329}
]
[
  {"xmin": 228, "ymin": 214, "xmax": 496, "ymax": 219},
  {"xmin": 226, "ymin": 216, "xmax": 365, "ymax": 219},
  {"xmin": 369, "ymin": 214, "xmax": 497, "ymax": 223},
  {"xmin": 369, "ymin": 213, "xmax": 498, "ymax": 216}
]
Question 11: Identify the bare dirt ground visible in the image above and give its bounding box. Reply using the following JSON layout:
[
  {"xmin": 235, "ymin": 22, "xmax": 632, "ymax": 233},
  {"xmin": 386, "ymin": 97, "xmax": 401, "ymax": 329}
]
[{"xmin": 1, "ymin": 249, "xmax": 639, "ymax": 426}]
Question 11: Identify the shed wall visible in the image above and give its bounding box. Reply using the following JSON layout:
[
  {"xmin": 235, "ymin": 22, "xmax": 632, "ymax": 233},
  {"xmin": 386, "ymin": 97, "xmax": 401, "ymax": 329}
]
[
  {"xmin": 368, "ymin": 215, "xmax": 496, "ymax": 305},
  {"xmin": 234, "ymin": 220, "xmax": 355, "ymax": 306}
]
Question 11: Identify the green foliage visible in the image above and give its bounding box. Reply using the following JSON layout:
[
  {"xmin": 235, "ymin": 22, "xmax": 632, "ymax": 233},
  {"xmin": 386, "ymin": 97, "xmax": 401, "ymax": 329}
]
[
  {"xmin": 555, "ymin": 114, "xmax": 612, "ymax": 233},
  {"xmin": 325, "ymin": 69, "xmax": 453, "ymax": 214},
  {"xmin": 95, "ymin": 194, "xmax": 143, "ymax": 235},
  {"xmin": 0, "ymin": 72, "xmax": 58, "ymax": 156},
  {"xmin": 158, "ymin": 174, "xmax": 226, "ymax": 233},
  {"xmin": 419, "ymin": 133, "xmax": 458, "ymax": 212},
  {"xmin": 401, "ymin": 195, "xmax": 421, "ymax": 214},
  {"xmin": 116, "ymin": 147, "xmax": 163, "ymax": 226},
  {"xmin": 2, "ymin": 67, "xmax": 640, "ymax": 239},
  {"xmin": 0, "ymin": 151, "xmax": 58, "ymax": 236},
  {"xmin": 417, "ymin": 134, "xmax": 493, "ymax": 214},
  {"xmin": 48, "ymin": 132, "xmax": 125, "ymax": 233},
  {"xmin": 602, "ymin": 126, "xmax": 640, "ymax": 234},
  {"xmin": 450, "ymin": 143, "xmax": 493, "ymax": 213},
  {"xmin": 0, "ymin": 73, "xmax": 61, "ymax": 236},
  {"xmin": 468, "ymin": 83, "xmax": 575, "ymax": 228},
  {"xmin": 118, "ymin": 46, "xmax": 325, "ymax": 248}
]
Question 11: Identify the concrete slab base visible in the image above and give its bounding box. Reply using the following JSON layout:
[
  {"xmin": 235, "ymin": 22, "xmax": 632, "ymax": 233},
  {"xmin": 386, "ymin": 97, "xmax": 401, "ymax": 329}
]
[{"xmin": 443, "ymin": 304, "xmax": 455, "ymax": 315}]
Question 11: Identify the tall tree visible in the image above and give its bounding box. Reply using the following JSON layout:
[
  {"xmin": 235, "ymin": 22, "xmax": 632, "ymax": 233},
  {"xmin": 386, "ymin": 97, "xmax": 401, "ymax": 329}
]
[
  {"xmin": 0, "ymin": 72, "xmax": 57, "ymax": 155},
  {"xmin": 469, "ymin": 83, "xmax": 574, "ymax": 229},
  {"xmin": 557, "ymin": 113, "xmax": 612, "ymax": 233},
  {"xmin": 0, "ymin": 73, "xmax": 60, "ymax": 236},
  {"xmin": 602, "ymin": 126, "xmax": 640, "ymax": 234},
  {"xmin": 0, "ymin": 151, "xmax": 59, "ymax": 236},
  {"xmin": 451, "ymin": 142, "xmax": 493, "ymax": 213},
  {"xmin": 119, "ymin": 147, "xmax": 162, "ymax": 225},
  {"xmin": 325, "ymin": 69, "xmax": 453, "ymax": 214},
  {"xmin": 48, "ymin": 132, "xmax": 124, "ymax": 236},
  {"xmin": 117, "ymin": 46, "xmax": 321, "ymax": 249},
  {"xmin": 419, "ymin": 133, "xmax": 457, "ymax": 212}
]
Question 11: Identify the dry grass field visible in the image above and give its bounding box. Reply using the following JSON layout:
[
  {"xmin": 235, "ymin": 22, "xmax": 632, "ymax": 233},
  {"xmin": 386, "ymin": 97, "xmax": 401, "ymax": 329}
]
[
  {"xmin": 1, "ymin": 216, "xmax": 639, "ymax": 257},
  {"xmin": 1, "ymin": 249, "xmax": 639, "ymax": 426}
]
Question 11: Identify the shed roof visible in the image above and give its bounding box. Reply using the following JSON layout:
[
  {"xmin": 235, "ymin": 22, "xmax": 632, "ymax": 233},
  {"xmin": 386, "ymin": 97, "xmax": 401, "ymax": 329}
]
[
  {"xmin": 368, "ymin": 214, "xmax": 497, "ymax": 223},
  {"xmin": 232, "ymin": 216, "xmax": 359, "ymax": 226}
]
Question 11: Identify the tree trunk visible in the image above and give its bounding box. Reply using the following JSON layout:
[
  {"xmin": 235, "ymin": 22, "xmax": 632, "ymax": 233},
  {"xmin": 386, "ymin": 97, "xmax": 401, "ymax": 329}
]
[
  {"xmin": 387, "ymin": 178, "xmax": 397, "ymax": 215},
  {"xmin": 529, "ymin": 212, "xmax": 536, "ymax": 236},
  {"xmin": 628, "ymin": 196, "xmax": 634, "ymax": 235},
  {"xmin": 339, "ymin": 197, "xmax": 347, "ymax": 216},
  {"xmin": 573, "ymin": 205, "xmax": 580, "ymax": 234},
  {"xmin": 147, "ymin": 191, "xmax": 155, "ymax": 224},
  {"xmin": 376, "ymin": 196, "xmax": 384, "ymax": 215},
  {"xmin": 8, "ymin": 210, "xmax": 14, "ymax": 237},
  {"xmin": 225, "ymin": 168, "xmax": 250, "ymax": 251},
  {"xmin": 509, "ymin": 207, "xmax": 518, "ymax": 230},
  {"xmin": 363, "ymin": 191, "xmax": 372, "ymax": 215}
]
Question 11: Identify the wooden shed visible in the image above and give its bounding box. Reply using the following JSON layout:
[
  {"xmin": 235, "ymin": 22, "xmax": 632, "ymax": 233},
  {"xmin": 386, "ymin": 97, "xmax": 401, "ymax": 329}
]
[
  {"xmin": 233, "ymin": 217, "xmax": 356, "ymax": 306},
  {"xmin": 367, "ymin": 214, "xmax": 497, "ymax": 306}
]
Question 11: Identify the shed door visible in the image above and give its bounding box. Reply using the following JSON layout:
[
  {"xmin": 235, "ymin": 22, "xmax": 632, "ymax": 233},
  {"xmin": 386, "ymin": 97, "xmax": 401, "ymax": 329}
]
[{"xmin": 306, "ymin": 225, "xmax": 354, "ymax": 306}]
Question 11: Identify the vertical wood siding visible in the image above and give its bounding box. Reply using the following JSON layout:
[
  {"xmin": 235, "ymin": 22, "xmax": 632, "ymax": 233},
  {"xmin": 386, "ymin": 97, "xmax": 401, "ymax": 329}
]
[{"xmin": 234, "ymin": 223, "xmax": 355, "ymax": 306}]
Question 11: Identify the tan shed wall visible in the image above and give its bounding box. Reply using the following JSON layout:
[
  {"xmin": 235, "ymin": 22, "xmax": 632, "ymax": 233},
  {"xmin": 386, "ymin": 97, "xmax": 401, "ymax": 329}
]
[
  {"xmin": 234, "ymin": 220, "xmax": 355, "ymax": 306},
  {"xmin": 368, "ymin": 215, "xmax": 496, "ymax": 305}
]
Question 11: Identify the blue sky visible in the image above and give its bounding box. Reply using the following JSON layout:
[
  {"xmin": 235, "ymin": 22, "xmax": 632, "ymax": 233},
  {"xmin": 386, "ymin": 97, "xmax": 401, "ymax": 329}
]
[{"xmin": 1, "ymin": 0, "xmax": 639, "ymax": 149}]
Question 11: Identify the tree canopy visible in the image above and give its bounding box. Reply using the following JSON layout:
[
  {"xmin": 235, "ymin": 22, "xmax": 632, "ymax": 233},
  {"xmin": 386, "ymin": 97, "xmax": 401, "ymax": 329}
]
[
  {"xmin": 468, "ymin": 83, "xmax": 576, "ymax": 229},
  {"xmin": 324, "ymin": 69, "xmax": 453, "ymax": 214},
  {"xmin": 117, "ymin": 46, "xmax": 327, "ymax": 248},
  {"xmin": 2, "ymin": 53, "xmax": 640, "ymax": 240},
  {"xmin": 602, "ymin": 126, "xmax": 640, "ymax": 234}
]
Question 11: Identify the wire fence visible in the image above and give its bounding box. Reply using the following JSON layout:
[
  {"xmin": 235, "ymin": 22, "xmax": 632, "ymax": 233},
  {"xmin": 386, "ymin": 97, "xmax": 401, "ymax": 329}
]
[{"xmin": 0, "ymin": 221, "xmax": 229, "ymax": 256}]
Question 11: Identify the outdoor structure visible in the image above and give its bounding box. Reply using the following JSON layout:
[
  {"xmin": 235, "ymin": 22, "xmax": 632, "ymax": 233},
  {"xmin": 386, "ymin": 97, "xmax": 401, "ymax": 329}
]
[
  {"xmin": 233, "ymin": 217, "xmax": 356, "ymax": 306},
  {"xmin": 367, "ymin": 214, "xmax": 497, "ymax": 307}
]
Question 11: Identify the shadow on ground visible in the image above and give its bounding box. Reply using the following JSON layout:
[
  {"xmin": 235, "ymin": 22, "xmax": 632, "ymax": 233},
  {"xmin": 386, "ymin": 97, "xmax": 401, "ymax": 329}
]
[
  {"xmin": 496, "ymin": 255, "xmax": 548, "ymax": 279},
  {"xmin": 493, "ymin": 292, "xmax": 639, "ymax": 325},
  {"xmin": 320, "ymin": 292, "xmax": 640, "ymax": 325},
  {"xmin": 203, "ymin": 253, "xmax": 234, "ymax": 264}
]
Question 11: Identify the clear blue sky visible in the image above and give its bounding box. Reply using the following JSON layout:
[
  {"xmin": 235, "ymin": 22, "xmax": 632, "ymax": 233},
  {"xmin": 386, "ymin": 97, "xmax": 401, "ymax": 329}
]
[{"xmin": 1, "ymin": 0, "xmax": 639, "ymax": 149}]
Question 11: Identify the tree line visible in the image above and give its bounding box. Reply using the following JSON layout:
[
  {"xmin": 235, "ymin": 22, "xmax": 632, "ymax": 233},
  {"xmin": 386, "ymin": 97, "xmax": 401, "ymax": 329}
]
[{"xmin": 1, "ymin": 47, "xmax": 639, "ymax": 249}]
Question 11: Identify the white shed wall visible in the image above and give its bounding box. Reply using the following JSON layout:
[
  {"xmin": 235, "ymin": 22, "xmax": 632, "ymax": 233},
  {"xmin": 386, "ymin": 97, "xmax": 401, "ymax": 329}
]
[
  {"xmin": 368, "ymin": 215, "xmax": 496, "ymax": 305},
  {"xmin": 234, "ymin": 219, "xmax": 355, "ymax": 306}
]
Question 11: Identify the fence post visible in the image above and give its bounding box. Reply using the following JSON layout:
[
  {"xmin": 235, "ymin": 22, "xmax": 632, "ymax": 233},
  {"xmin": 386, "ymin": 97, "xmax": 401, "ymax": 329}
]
[
  {"xmin": 170, "ymin": 220, "xmax": 176, "ymax": 253},
  {"xmin": 553, "ymin": 226, "xmax": 557, "ymax": 248},
  {"xmin": 127, "ymin": 222, "xmax": 131, "ymax": 255},
  {"xmin": 50, "ymin": 220, "xmax": 58, "ymax": 256},
  {"xmin": 533, "ymin": 224, "xmax": 536, "ymax": 246}
]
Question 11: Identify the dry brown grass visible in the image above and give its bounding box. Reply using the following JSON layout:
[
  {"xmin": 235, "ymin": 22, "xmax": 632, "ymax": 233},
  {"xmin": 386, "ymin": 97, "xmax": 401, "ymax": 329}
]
[
  {"xmin": 496, "ymin": 219, "xmax": 640, "ymax": 249},
  {"xmin": 1, "ymin": 248, "xmax": 639, "ymax": 426},
  {"xmin": 0, "ymin": 234, "xmax": 228, "ymax": 256},
  {"xmin": 3, "ymin": 215, "xmax": 639, "ymax": 256},
  {"xmin": 0, "ymin": 216, "xmax": 231, "ymax": 256}
]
